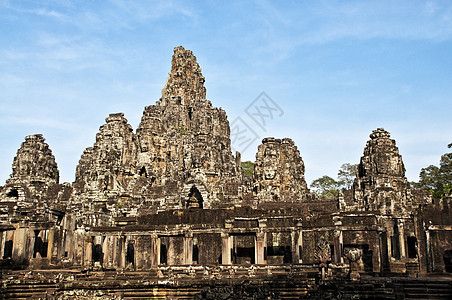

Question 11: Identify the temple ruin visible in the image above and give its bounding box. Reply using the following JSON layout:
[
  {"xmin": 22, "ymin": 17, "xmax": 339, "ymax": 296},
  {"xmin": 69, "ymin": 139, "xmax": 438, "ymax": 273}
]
[{"xmin": 0, "ymin": 46, "xmax": 451, "ymax": 299}]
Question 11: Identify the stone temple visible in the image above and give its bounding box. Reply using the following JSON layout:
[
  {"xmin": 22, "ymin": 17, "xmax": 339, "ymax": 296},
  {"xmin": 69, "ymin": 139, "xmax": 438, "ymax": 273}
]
[{"xmin": 0, "ymin": 46, "xmax": 451, "ymax": 299}]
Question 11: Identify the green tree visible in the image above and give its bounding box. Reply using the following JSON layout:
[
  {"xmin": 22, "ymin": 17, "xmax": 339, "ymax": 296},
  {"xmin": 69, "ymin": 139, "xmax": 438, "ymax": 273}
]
[
  {"xmin": 415, "ymin": 144, "xmax": 452, "ymax": 199},
  {"xmin": 311, "ymin": 163, "xmax": 358, "ymax": 200},
  {"xmin": 311, "ymin": 175, "xmax": 339, "ymax": 200},
  {"xmin": 337, "ymin": 163, "xmax": 358, "ymax": 190},
  {"xmin": 241, "ymin": 161, "xmax": 254, "ymax": 184}
]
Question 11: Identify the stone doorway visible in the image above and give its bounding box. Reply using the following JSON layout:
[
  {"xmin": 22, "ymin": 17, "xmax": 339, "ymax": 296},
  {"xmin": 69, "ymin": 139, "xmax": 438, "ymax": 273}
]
[
  {"xmin": 186, "ymin": 185, "xmax": 203, "ymax": 209},
  {"xmin": 232, "ymin": 234, "xmax": 255, "ymax": 265},
  {"xmin": 126, "ymin": 243, "xmax": 134, "ymax": 265},
  {"xmin": 407, "ymin": 236, "xmax": 418, "ymax": 259},
  {"xmin": 33, "ymin": 230, "xmax": 48, "ymax": 258},
  {"xmin": 444, "ymin": 250, "xmax": 452, "ymax": 273},
  {"xmin": 93, "ymin": 244, "xmax": 103, "ymax": 264},
  {"xmin": 3, "ymin": 240, "xmax": 13, "ymax": 259}
]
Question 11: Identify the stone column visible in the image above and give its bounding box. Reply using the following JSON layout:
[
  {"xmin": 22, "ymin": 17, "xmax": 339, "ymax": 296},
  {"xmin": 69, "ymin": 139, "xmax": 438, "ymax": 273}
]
[
  {"xmin": 27, "ymin": 229, "xmax": 35, "ymax": 261},
  {"xmin": 184, "ymin": 234, "xmax": 193, "ymax": 265},
  {"xmin": 12, "ymin": 227, "xmax": 27, "ymax": 263},
  {"xmin": 119, "ymin": 236, "xmax": 126, "ymax": 269},
  {"xmin": 333, "ymin": 230, "xmax": 343, "ymax": 264},
  {"xmin": 150, "ymin": 234, "xmax": 159, "ymax": 266},
  {"xmin": 425, "ymin": 230, "xmax": 432, "ymax": 272},
  {"xmin": 221, "ymin": 232, "xmax": 232, "ymax": 265},
  {"xmin": 256, "ymin": 232, "xmax": 266, "ymax": 265},
  {"xmin": 0, "ymin": 231, "xmax": 4, "ymax": 258},
  {"xmin": 103, "ymin": 236, "xmax": 112, "ymax": 268},
  {"xmin": 47, "ymin": 228, "xmax": 55, "ymax": 261},
  {"xmin": 398, "ymin": 221, "xmax": 406, "ymax": 259},
  {"xmin": 297, "ymin": 230, "xmax": 303, "ymax": 263},
  {"xmin": 387, "ymin": 228, "xmax": 393, "ymax": 260},
  {"xmin": 111, "ymin": 236, "xmax": 119, "ymax": 269},
  {"xmin": 372, "ymin": 235, "xmax": 381, "ymax": 273},
  {"xmin": 65, "ymin": 229, "xmax": 74, "ymax": 260},
  {"xmin": 134, "ymin": 236, "xmax": 145, "ymax": 270},
  {"xmin": 84, "ymin": 236, "xmax": 93, "ymax": 267},
  {"xmin": 291, "ymin": 230, "xmax": 299, "ymax": 264}
]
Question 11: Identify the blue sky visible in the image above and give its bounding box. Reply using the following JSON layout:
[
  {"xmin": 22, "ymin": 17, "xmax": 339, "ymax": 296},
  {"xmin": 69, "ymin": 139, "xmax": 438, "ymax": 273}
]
[{"xmin": 0, "ymin": 0, "xmax": 451, "ymax": 185}]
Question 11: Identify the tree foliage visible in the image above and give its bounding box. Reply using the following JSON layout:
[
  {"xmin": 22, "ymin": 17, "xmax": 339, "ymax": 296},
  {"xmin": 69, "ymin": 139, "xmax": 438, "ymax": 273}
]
[
  {"xmin": 241, "ymin": 161, "xmax": 254, "ymax": 184},
  {"xmin": 311, "ymin": 175, "xmax": 340, "ymax": 200},
  {"xmin": 337, "ymin": 163, "xmax": 358, "ymax": 189},
  {"xmin": 311, "ymin": 163, "xmax": 358, "ymax": 200},
  {"xmin": 414, "ymin": 144, "xmax": 452, "ymax": 199}
]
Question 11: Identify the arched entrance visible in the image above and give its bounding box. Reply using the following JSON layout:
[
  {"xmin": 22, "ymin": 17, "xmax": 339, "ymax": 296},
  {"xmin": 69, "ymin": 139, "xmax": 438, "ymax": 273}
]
[{"xmin": 186, "ymin": 185, "xmax": 203, "ymax": 209}]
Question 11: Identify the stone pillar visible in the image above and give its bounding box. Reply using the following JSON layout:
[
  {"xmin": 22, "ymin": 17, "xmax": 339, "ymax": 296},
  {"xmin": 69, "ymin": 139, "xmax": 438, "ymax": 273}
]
[
  {"xmin": 27, "ymin": 229, "xmax": 35, "ymax": 261},
  {"xmin": 387, "ymin": 228, "xmax": 393, "ymax": 260},
  {"xmin": 184, "ymin": 234, "xmax": 193, "ymax": 265},
  {"xmin": 333, "ymin": 230, "xmax": 343, "ymax": 264},
  {"xmin": 398, "ymin": 221, "xmax": 406, "ymax": 259},
  {"xmin": 134, "ymin": 236, "xmax": 145, "ymax": 270},
  {"xmin": 221, "ymin": 232, "xmax": 232, "ymax": 265},
  {"xmin": 72, "ymin": 229, "xmax": 81, "ymax": 265},
  {"xmin": 84, "ymin": 236, "xmax": 93, "ymax": 267},
  {"xmin": 65, "ymin": 229, "xmax": 74, "ymax": 261},
  {"xmin": 291, "ymin": 230, "xmax": 299, "ymax": 264},
  {"xmin": 119, "ymin": 236, "xmax": 126, "ymax": 269},
  {"xmin": 297, "ymin": 229, "xmax": 303, "ymax": 263},
  {"xmin": 12, "ymin": 227, "xmax": 27, "ymax": 263},
  {"xmin": 0, "ymin": 231, "xmax": 4, "ymax": 258},
  {"xmin": 103, "ymin": 236, "xmax": 112, "ymax": 268},
  {"xmin": 425, "ymin": 230, "xmax": 432, "ymax": 272},
  {"xmin": 167, "ymin": 237, "xmax": 175, "ymax": 265},
  {"xmin": 47, "ymin": 228, "xmax": 55, "ymax": 261},
  {"xmin": 256, "ymin": 232, "xmax": 266, "ymax": 265},
  {"xmin": 111, "ymin": 236, "xmax": 119, "ymax": 269},
  {"xmin": 150, "ymin": 234, "xmax": 159, "ymax": 266},
  {"xmin": 372, "ymin": 235, "xmax": 381, "ymax": 273}
]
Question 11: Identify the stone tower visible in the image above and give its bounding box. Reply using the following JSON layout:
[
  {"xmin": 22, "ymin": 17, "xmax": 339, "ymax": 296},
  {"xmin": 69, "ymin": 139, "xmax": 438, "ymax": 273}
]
[
  {"xmin": 136, "ymin": 46, "xmax": 242, "ymax": 209},
  {"xmin": 1, "ymin": 134, "xmax": 59, "ymax": 204},
  {"xmin": 72, "ymin": 46, "xmax": 243, "ymax": 216},
  {"xmin": 253, "ymin": 137, "xmax": 310, "ymax": 207},
  {"xmin": 72, "ymin": 113, "xmax": 137, "ymax": 213},
  {"xmin": 352, "ymin": 128, "xmax": 411, "ymax": 215}
]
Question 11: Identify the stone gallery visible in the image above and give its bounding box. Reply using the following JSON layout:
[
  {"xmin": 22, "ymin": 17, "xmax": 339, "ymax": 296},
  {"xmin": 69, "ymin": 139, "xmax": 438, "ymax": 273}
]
[{"xmin": 0, "ymin": 47, "xmax": 451, "ymax": 299}]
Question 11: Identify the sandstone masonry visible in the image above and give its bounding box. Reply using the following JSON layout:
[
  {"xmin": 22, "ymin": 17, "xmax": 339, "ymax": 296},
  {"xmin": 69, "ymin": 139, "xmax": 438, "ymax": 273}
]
[{"xmin": 0, "ymin": 46, "xmax": 451, "ymax": 299}]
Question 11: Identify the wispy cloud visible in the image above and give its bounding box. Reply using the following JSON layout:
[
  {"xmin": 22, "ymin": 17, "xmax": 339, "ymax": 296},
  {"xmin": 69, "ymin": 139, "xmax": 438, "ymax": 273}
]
[{"xmin": 1, "ymin": 0, "xmax": 67, "ymax": 20}]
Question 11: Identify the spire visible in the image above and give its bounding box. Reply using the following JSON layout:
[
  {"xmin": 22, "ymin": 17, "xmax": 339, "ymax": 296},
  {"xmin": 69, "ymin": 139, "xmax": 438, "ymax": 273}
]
[
  {"xmin": 161, "ymin": 46, "xmax": 206, "ymax": 106},
  {"xmin": 9, "ymin": 134, "xmax": 59, "ymax": 184}
]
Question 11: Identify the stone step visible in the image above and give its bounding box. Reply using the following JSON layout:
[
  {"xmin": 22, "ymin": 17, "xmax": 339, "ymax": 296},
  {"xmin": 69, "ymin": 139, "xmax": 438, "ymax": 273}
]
[
  {"xmin": 3, "ymin": 292, "xmax": 49, "ymax": 298},
  {"xmin": 405, "ymin": 293, "xmax": 452, "ymax": 300}
]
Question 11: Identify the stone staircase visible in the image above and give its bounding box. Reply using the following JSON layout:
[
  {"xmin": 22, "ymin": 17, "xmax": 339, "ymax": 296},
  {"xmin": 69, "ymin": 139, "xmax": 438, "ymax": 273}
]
[
  {"xmin": 1, "ymin": 271, "xmax": 451, "ymax": 299},
  {"xmin": 0, "ymin": 281, "xmax": 58, "ymax": 299},
  {"xmin": 305, "ymin": 277, "xmax": 452, "ymax": 300}
]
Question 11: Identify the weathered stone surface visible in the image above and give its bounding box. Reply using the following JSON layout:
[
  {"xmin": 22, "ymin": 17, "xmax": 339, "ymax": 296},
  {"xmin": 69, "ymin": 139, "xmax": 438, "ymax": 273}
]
[
  {"xmin": 135, "ymin": 46, "xmax": 242, "ymax": 210},
  {"xmin": 11, "ymin": 134, "xmax": 59, "ymax": 184},
  {"xmin": 0, "ymin": 134, "xmax": 62, "ymax": 206},
  {"xmin": 0, "ymin": 46, "xmax": 449, "ymax": 298},
  {"xmin": 73, "ymin": 113, "xmax": 137, "ymax": 210},
  {"xmin": 351, "ymin": 128, "xmax": 414, "ymax": 215},
  {"xmin": 253, "ymin": 137, "xmax": 311, "ymax": 206},
  {"xmin": 72, "ymin": 46, "xmax": 243, "ymax": 217}
]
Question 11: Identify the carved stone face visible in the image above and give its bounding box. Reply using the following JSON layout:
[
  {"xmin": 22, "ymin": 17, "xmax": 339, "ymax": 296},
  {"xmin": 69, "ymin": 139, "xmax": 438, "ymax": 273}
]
[{"xmin": 264, "ymin": 166, "xmax": 276, "ymax": 180}]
